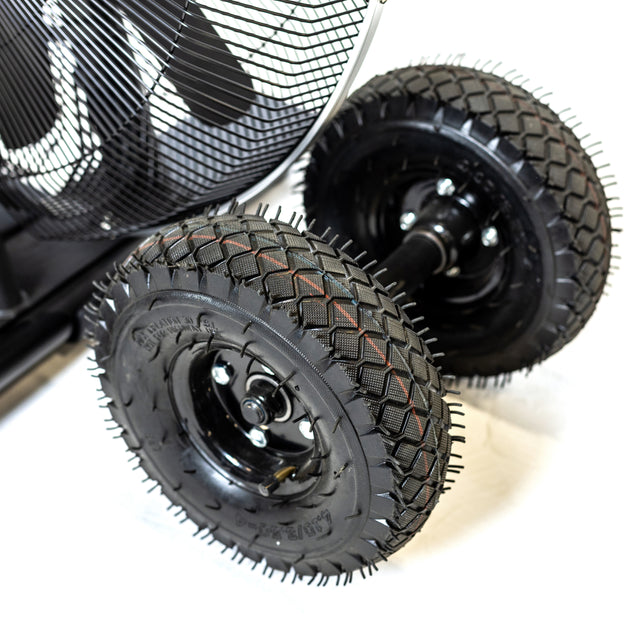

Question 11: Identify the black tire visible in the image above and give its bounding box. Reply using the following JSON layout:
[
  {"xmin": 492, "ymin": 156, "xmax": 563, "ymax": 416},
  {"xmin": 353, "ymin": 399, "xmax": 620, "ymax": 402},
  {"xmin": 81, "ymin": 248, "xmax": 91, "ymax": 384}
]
[
  {"xmin": 89, "ymin": 213, "xmax": 454, "ymax": 581},
  {"xmin": 304, "ymin": 65, "xmax": 612, "ymax": 377}
]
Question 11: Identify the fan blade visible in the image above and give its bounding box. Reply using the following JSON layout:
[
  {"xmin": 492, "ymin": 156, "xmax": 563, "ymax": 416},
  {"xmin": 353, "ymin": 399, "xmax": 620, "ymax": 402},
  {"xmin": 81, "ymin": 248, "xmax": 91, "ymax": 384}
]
[
  {"xmin": 58, "ymin": 1, "xmax": 149, "ymax": 139},
  {"xmin": 127, "ymin": 0, "xmax": 257, "ymax": 126}
]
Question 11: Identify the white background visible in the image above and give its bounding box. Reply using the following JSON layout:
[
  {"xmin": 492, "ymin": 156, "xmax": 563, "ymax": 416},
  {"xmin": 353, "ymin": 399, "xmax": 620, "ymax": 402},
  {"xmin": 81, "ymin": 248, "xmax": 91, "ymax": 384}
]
[{"xmin": 1, "ymin": 1, "xmax": 638, "ymax": 638}]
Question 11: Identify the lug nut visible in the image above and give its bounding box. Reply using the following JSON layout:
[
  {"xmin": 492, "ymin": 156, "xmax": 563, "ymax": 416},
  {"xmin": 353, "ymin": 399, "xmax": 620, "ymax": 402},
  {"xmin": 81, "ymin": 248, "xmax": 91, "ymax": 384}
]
[
  {"xmin": 298, "ymin": 419, "xmax": 314, "ymax": 440},
  {"xmin": 211, "ymin": 363, "xmax": 231, "ymax": 385},
  {"xmin": 248, "ymin": 427, "xmax": 268, "ymax": 448},
  {"xmin": 481, "ymin": 226, "xmax": 499, "ymax": 248},
  {"xmin": 436, "ymin": 178, "xmax": 456, "ymax": 197},
  {"xmin": 445, "ymin": 266, "xmax": 461, "ymax": 277},
  {"xmin": 399, "ymin": 211, "xmax": 417, "ymax": 231}
]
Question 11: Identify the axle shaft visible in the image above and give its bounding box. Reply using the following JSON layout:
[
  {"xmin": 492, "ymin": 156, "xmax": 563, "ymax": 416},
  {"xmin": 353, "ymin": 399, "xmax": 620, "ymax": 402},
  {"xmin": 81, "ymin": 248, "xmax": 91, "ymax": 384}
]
[{"xmin": 376, "ymin": 196, "xmax": 478, "ymax": 299}]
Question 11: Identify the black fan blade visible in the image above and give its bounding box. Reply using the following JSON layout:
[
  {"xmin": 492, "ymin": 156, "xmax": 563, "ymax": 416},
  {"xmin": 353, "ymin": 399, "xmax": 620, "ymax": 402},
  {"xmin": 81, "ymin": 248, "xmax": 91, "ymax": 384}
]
[
  {"xmin": 127, "ymin": 0, "xmax": 257, "ymax": 126},
  {"xmin": 58, "ymin": 1, "xmax": 149, "ymax": 139}
]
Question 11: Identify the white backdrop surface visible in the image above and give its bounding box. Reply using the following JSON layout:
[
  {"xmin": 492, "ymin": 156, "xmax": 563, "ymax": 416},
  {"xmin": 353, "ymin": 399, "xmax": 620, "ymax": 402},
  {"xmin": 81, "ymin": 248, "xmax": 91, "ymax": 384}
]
[{"xmin": 1, "ymin": 1, "xmax": 637, "ymax": 638}]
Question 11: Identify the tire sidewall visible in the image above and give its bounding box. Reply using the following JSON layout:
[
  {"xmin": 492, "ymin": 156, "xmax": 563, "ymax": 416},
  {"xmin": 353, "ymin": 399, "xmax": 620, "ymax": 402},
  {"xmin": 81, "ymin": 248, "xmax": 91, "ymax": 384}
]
[{"xmin": 101, "ymin": 268, "xmax": 390, "ymax": 570}]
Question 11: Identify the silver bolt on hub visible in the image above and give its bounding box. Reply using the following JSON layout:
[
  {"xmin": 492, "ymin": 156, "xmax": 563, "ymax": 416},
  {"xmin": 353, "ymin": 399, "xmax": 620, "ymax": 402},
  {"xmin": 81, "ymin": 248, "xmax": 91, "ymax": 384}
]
[
  {"xmin": 298, "ymin": 419, "xmax": 314, "ymax": 440},
  {"xmin": 445, "ymin": 266, "xmax": 461, "ymax": 277},
  {"xmin": 399, "ymin": 211, "xmax": 417, "ymax": 231},
  {"xmin": 211, "ymin": 363, "xmax": 231, "ymax": 385},
  {"xmin": 248, "ymin": 427, "xmax": 268, "ymax": 448},
  {"xmin": 481, "ymin": 226, "xmax": 499, "ymax": 248},
  {"xmin": 436, "ymin": 177, "xmax": 456, "ymax": 197}
]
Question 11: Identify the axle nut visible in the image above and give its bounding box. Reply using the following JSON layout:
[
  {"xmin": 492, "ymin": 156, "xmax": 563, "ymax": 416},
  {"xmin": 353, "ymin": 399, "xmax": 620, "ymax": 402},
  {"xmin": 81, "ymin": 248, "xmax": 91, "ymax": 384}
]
[{"xmin": 241, "ymin": 397, "xmax": 270, "ymax": 425}]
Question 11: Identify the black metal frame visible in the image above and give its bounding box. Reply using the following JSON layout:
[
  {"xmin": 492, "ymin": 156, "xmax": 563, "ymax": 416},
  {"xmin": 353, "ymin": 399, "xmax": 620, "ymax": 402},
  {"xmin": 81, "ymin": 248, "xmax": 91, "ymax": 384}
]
[{"xmin": 0, "ymin": 205, "xmax": 140, "ymax": 393}]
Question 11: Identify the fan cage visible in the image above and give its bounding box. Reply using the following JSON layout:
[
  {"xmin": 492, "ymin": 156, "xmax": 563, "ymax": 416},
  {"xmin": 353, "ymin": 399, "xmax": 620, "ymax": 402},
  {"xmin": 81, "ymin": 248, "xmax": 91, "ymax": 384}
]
[{"xmin": 0, "ymin": 0, "xmax": 374, "ymax": 239}]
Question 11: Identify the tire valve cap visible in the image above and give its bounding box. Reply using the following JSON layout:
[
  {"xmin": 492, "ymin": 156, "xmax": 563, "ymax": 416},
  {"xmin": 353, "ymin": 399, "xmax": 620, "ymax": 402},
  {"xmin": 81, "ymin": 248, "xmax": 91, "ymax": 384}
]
[{"xmin": 258, "ymin": 465, "xmax": 297, "ymax": 497}]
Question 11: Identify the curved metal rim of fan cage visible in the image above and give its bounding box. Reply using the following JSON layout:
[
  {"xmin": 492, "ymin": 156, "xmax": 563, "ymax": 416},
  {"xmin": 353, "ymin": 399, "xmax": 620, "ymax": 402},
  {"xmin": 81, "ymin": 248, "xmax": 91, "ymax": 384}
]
[{"xmin": 190, "ymin": 0, "xmax": 385, "ymax": 214}]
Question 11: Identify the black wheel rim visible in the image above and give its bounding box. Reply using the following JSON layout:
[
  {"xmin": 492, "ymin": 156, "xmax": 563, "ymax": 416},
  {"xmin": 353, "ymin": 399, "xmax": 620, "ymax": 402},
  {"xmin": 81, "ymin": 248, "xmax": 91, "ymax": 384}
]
[
  {"xmin": 309, "ymin": 122, "xmax": 546, "ymax": 370},
  {"xmin": 169, "ymin": 338, "xmax": 321, "ymax": 499}
]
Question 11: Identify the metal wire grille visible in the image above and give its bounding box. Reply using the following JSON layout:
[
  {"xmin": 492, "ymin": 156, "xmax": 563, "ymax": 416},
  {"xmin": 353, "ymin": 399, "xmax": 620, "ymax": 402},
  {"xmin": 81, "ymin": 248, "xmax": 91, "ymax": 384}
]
[{"xmin": 0, "ymin": 0, "xmax": 371, "ymax": 239}]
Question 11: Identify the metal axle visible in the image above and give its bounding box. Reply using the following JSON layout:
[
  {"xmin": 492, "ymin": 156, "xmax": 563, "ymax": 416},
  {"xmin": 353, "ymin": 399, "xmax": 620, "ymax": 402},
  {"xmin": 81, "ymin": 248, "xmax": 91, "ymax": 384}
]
[{"xmin": 376, "ymin": 195, "xmax": 480, "ymax": 299}]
